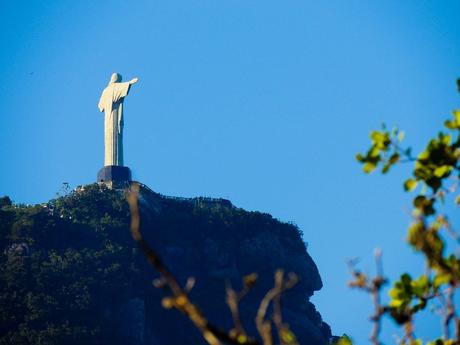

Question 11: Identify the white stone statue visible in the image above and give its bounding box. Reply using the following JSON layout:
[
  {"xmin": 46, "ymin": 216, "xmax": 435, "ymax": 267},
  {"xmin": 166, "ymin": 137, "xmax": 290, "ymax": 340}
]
[{"xmin": 98, "ymin": 73, "xmax": 138, "ymax": 166}]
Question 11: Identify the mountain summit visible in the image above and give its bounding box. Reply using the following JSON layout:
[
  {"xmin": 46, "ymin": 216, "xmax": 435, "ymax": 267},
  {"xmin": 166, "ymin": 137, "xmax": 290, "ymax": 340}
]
[{"xmin": 0, "ymin": 183, "xmax": 331, "ymax": 344}]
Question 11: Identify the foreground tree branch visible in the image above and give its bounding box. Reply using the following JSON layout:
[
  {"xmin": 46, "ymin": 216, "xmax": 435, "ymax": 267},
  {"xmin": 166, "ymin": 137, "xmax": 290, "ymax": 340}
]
[{"xmin": 353, "ymin": 79, "xmax": 460, "ymax": 345}]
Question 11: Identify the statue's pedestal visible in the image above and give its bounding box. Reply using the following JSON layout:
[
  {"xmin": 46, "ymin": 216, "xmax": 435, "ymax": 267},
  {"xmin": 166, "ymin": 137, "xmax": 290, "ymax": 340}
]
[{"xmin": 97, "ymin": 166, "xmax": 132, "ymax": 189}]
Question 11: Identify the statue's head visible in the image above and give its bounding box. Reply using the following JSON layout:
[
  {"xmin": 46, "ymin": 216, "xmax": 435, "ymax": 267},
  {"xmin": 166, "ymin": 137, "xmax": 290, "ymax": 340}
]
[{"xmin": 109, "ymin": 73, "xmax": 122, "ymax": 84}]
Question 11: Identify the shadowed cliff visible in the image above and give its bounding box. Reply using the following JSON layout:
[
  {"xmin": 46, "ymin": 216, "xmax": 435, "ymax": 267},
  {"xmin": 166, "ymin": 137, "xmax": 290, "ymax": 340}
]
[{"xmin": 0, "ymin": 184, "xmax": 331, "ymax": 344}]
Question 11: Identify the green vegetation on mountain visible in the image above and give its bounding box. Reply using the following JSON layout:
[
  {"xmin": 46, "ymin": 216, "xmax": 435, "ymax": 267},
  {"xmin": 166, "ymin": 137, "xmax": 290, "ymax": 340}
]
[
  {"xmin": 0, "ymin": 186, "xmax": 141, "ymax": 344},
  {"xmin": 0, "ymin": 184, "xmax": 330, "ymax": 345}
]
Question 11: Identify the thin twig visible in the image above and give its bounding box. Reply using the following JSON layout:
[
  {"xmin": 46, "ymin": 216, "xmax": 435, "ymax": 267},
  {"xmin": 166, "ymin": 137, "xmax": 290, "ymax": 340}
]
[
  {"xmin": 225, "ymin": 274, "xmax": 257, "ymax": 343},
  {"xmin": 347, "ymin": 250, "xmax": 387, "ymax": 345},
  {"xmin": 256, "ymin": 270, "xmax": 298, "ymax": 345}
]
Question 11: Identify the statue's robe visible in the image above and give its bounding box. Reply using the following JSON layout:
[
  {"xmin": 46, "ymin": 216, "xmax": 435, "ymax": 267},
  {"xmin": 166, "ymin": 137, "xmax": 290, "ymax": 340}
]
[{"xmin": 98, "ymin": 82, "xmax": 131, "ymax": 166}]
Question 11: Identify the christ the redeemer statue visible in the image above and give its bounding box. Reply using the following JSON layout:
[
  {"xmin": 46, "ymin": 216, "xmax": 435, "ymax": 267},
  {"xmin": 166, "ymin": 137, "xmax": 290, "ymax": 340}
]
[
  {"xmin": 97, "ymin": 73, "xmax": 138, "ymax": 187},
  {"xmin": 98, "ymin": 72, "xmax": 138, "ymax": 166}
]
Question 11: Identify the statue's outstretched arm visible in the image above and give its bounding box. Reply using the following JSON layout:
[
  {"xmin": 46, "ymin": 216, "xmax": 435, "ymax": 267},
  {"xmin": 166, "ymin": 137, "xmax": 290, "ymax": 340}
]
[
  {"xmin": 98, "ymin": 101, "xmax": 104, "ymax": 112},
  {"xmin": 129, "ymin": 78, "xmax": 139, "ymax": 85}
]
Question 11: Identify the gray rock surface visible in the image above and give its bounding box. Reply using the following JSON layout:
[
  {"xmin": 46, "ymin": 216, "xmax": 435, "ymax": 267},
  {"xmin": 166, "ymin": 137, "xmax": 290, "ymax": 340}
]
[{"xmin": 136, "ymin": 184, "xmax": 331, "ymax": 344}]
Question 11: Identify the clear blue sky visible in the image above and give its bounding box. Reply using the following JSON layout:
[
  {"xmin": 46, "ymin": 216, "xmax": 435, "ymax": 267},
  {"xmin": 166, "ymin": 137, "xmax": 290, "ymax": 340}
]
[{"xmin": 1, "ymin": 1, "xmax": 459, "ymax": 343}]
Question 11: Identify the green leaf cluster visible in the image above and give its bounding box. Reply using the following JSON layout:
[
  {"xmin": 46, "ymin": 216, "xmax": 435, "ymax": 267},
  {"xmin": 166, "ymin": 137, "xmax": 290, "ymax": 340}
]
[
  {"xmin": 388, "ymin": 274, "xmax": 429, "ymax": 324},
  {"xmin": 356, "ymin": 128, "xmax": 402, "ymax": 174},
  {"xmin": 411, "ymin": 132, "xmax": 459, "ymax": 193}
]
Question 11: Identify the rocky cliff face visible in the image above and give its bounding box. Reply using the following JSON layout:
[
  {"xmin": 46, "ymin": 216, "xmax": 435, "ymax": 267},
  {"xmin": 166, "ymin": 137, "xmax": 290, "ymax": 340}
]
[
  {"xmin": 0, "ymin": 184, "xmax": 331, "ymax": 344},
  {"xmin": 133, "ymin": 184, "xmax": 331, "ymax": 344}
]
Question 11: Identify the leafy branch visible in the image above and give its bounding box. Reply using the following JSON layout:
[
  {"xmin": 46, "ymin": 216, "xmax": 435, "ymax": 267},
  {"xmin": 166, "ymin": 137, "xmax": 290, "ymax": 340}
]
[{"xmin": 353, "ymin": 79, "xmax": 460, "ymax": 345}]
